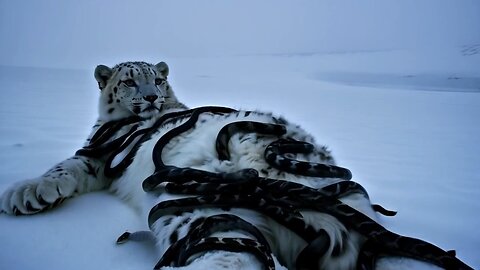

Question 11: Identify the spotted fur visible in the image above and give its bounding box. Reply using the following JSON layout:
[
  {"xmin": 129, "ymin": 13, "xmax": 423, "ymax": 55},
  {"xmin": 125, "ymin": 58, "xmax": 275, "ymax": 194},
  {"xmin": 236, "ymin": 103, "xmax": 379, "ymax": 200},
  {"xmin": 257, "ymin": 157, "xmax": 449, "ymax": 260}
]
[{"xmin": 0, "ymin": 61, "xmax": 186, "ymax": 216}]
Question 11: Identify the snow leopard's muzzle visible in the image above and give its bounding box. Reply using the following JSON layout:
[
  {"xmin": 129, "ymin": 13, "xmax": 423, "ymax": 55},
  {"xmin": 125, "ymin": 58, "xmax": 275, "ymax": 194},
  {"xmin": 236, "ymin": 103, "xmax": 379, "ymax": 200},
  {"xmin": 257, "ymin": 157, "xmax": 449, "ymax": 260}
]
[{"xmin": 130, "ymin": 84, "xmax": 167, "ymax": 117}]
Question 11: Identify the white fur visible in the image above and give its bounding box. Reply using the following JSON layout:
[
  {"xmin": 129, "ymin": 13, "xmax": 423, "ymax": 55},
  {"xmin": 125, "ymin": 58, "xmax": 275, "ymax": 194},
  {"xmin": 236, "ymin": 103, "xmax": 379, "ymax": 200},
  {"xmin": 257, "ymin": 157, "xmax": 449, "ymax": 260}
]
[{"xmin": 111, "ymin": 110, "xmax": 375, "ymax": 269}]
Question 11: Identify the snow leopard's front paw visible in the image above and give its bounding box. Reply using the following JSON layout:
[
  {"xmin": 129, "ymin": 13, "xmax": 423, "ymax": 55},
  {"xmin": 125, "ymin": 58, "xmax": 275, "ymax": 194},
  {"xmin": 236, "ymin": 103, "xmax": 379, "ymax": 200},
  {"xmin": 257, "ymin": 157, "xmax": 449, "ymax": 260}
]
[{"xmin": 0, "ymin": 175, "xmax": 76, "ymax": 215}]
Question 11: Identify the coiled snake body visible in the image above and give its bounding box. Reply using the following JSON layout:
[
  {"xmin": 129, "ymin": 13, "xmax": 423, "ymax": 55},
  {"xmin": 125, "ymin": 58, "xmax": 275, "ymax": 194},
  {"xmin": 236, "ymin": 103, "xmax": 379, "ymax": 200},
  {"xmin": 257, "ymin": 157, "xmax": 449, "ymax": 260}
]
[{"xmin": 82, "ymin": 106, "xmax": 472, "ymax": 270}]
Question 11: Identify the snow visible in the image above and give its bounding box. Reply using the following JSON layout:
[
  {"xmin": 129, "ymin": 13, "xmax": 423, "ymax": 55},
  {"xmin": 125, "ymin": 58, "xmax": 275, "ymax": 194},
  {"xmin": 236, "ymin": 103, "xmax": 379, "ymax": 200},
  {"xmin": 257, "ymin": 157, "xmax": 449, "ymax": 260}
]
[
  {"xmin": 1, "ymin": 0, "xmax": 479, "ymax": 68},
  {"xmin": 0, "ymin": 0, "xmax": 479, "ymax": 269}
]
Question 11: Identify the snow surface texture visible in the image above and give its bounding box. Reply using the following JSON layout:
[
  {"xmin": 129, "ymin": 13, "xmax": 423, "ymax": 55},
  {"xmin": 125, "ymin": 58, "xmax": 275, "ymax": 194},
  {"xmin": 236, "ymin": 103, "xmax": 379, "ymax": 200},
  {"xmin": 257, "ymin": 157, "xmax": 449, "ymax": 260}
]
[
  {"xmin": 0, "ymin": 48, "xmax": 478, "ymax": 269},
  {"xmin": 0, "ymin": 0, "xmax": 479, "ymax": 269}
]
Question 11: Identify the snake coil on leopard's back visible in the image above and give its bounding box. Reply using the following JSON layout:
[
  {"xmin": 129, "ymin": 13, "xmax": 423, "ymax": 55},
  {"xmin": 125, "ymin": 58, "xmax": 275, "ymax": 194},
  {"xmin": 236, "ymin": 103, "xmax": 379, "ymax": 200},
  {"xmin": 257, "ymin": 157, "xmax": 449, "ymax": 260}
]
[{"xmin": 110, "ymin": 106, "xmax": 472, "ymax": 270}]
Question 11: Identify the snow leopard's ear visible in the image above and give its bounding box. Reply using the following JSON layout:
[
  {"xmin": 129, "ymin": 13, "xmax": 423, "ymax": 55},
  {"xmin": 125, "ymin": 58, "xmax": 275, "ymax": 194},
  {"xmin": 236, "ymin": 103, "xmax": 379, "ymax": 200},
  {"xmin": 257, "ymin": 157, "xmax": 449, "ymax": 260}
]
[
  {"xmin": 156, "ymin": 62, "xmax": 169, "ymax": 77},
  {"xmin": 94, "ymin": 65, "xmax": 113, "ymax": 90}
]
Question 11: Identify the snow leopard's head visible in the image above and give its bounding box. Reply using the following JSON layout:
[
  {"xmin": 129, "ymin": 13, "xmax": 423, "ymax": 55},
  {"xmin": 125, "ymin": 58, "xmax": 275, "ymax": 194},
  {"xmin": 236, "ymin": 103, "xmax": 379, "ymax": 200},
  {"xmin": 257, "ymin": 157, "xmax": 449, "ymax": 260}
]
[{"xmin": 94, "ymin": 61, "xmax": 185, "ymax": 121}]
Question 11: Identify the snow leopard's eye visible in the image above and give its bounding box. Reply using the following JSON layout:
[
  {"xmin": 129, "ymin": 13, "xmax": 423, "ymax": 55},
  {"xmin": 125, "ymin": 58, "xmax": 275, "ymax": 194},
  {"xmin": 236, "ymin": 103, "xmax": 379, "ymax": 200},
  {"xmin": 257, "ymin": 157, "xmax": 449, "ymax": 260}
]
[
  {"xmin": 123, "ymin": 79, "xmax": 136, "ymax": 87},
  {"xmin": 155, "ymin": 78, "xmax": 165, "ymax": 85}
]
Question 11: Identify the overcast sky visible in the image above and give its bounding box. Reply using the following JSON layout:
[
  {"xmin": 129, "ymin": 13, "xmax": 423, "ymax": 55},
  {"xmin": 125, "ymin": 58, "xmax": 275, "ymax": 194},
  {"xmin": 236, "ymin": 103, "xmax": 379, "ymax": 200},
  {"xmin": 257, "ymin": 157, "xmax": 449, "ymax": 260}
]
[{"xmin": 1, "ymin": 0, "xmax": 479, "ymax": 69}]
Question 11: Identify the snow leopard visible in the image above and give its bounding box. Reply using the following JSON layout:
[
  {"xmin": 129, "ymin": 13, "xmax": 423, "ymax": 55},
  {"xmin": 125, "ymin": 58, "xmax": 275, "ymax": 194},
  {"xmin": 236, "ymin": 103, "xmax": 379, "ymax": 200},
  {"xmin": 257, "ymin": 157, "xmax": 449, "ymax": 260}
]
[{"xmin": 0, "ymin": 61, "xmax": 470, "ymax": 270}]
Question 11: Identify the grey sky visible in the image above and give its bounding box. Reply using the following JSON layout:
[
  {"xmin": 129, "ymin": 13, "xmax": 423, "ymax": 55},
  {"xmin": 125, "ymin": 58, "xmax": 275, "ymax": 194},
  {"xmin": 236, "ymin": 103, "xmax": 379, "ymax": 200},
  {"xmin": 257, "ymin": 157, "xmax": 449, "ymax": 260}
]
[{"xmin": 1, "ymin": 0, "xmax": 479, "ymax": 69}]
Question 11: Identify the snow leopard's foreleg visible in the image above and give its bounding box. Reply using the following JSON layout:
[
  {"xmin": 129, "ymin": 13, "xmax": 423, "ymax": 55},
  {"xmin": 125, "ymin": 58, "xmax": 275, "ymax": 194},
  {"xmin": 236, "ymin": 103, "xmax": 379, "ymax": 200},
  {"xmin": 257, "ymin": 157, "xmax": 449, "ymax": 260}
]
[{"xmin": 0, "ymin": 155, "xmax": 110, "ymax": 215}]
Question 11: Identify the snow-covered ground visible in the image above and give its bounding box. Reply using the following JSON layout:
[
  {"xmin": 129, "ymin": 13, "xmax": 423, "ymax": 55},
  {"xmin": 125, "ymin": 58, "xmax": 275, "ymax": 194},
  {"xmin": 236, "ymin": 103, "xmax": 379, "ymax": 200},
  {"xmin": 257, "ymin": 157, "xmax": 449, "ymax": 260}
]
[{"xmin": 0, "ymin": 46, "xmax": 478, "ymax": 269}]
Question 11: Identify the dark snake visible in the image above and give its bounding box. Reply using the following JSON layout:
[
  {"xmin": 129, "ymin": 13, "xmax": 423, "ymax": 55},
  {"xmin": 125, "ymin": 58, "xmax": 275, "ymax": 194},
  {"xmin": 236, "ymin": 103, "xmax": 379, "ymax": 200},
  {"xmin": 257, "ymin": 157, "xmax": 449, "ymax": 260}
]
[{"xmin": 79, "ymin": 106, "xmax": 473, "ymax": 270}]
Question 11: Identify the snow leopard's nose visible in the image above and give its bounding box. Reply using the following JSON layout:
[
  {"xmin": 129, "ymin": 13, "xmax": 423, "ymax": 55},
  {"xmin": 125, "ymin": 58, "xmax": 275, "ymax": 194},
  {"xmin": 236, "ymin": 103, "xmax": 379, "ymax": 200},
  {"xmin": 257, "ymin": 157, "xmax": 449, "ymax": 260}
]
[{"xmin": 143, "ymin": 95, "xmax": 158, "ymax": 103}]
